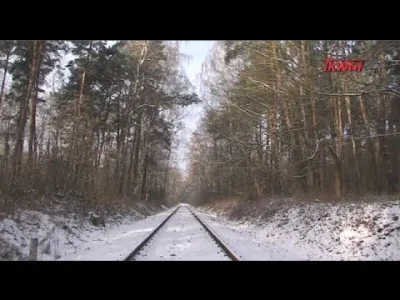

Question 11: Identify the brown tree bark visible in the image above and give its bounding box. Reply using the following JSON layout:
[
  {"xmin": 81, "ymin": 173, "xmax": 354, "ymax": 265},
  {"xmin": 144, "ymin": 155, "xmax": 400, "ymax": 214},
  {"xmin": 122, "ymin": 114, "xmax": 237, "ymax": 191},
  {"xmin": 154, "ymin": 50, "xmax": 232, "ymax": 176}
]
[
  {"xmin": 0, "ymin": 43, "xmax": 12, "ymax": 114},
  {"xmin": 12, "ymin": 41, "xmax": 38, "ymax": 183},
  {"xmin": 28, "ymin": 41, "xmax": 44, "ymax": 167}
]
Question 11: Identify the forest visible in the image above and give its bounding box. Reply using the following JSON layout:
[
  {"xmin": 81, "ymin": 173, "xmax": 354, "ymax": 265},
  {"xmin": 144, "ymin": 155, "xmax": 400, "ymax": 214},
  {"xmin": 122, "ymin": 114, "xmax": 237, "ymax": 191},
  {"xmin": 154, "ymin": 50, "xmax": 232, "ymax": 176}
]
[
  {"xmin": 185, "ymin": 41, "xmax": 400, "ymax": 204},
  {"xmin": 1, "ymin": 40, "xmax": 399, "ymax": 212},
  {"xmin": 0, "ymin": 40, "xmax": 199, "ymax": 211}
]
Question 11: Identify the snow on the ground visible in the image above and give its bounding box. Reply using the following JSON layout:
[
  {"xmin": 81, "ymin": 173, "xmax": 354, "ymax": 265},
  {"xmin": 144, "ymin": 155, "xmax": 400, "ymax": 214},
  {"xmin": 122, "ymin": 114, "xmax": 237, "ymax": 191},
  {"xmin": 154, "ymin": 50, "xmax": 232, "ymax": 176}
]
[
  {"xmin": 63, "ymin": 207, "xmax": 178, "ymax": 260},
  {"xmin": 3, "ymin": 199, "xmax": 399, "ymax": 261},
  {"xmin": 134, "ymin": 206, "xmax": 230, "ymax": 261},
  {"xmin": 197, "ymin": 201, "xmax": 400, "ymax": 260},
  {"xmin": 0, "ymin": 205, "xmax": 173, "ymax": 261}
]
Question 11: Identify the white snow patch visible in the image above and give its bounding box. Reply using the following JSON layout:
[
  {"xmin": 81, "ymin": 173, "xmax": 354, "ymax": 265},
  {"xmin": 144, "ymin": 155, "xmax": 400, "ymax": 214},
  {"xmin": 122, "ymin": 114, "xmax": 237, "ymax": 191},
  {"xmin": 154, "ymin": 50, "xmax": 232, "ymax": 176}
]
[
  {"xmin": 63, "ymin": 207, "xmax": 178, "ymax": 260},
  {"xmin": 3, "ymin": 200, "xmax": 399, "ymax": 261},
  {"xmin": 197, "ymin": 201, "xmax": 400, "ymax": 260},
  {"xmin": 0, "ymin": 206, "xmax": 170, "ymax": 261},
  {"xmin": 134, "ymin": 206, "xmax": 230, "ymax": 261}
]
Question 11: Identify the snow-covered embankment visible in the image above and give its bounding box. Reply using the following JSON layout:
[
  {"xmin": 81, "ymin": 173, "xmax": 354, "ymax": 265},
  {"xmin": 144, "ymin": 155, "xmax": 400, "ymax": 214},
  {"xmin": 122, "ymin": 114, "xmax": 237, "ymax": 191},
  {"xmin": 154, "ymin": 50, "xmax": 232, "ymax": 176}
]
[{"xmin": 198, "ymin": 200, "xmax": 400, "ymax": 260}]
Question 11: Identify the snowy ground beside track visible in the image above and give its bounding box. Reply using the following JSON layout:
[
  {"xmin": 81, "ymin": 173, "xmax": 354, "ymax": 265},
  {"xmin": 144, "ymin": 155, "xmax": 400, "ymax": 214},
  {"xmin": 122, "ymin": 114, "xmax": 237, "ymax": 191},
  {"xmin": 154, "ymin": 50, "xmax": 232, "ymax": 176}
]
[
  {"xmin": 0, "ymin": 204, "xmax": 172, "ymax": 261},
  {"xmin": 198, "ymin": 201, "xmax": 400, "ymax": 260},
  {"xmin": 2, "ymin": 200, "xmax": 400, "ymax": 261}
]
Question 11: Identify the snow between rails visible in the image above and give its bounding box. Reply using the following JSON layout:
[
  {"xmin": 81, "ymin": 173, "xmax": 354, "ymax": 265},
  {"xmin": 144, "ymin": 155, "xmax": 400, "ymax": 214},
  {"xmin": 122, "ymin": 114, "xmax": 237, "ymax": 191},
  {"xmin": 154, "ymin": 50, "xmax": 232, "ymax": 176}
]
[{"xmin": 2, "ymin": 200, "xmax": 400, "ymax": 261}]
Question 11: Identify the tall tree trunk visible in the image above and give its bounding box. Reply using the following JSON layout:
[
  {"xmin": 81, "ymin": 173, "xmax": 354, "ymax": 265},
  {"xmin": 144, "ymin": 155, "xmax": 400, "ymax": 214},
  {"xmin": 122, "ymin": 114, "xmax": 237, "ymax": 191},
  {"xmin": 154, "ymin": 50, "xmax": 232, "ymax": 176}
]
[
  {"xmin": 299, "ymin": 40, "xmax": 313, "ymax": 189},
  {"xmin": 132, "ymin": 112, "xmax": 143, "ymax": 194},
  {"xmin": 163, "ymin": 149, "xmax": 172, "ymax": 198},
  {"xmin": 358, "ymin": 95, "xmax": 381, "ymax": 192},
  {"xmin": 126, "ymin": 127, "xmax": 136, "ymax": 194},
  {"xmin": 72, "ymin": 41, "xmax": 93, "ymax": 186},
  {"xmin": 28, "ymin": 41, "xmax": 44, "ymax": 167},
  {"xmin": 346, "ymin": 95, "xmax": 360, "ymax": 193},
  {"xmin": 119, "ymin": 127, "xmax": 130, "ymax": 195},
  {"xmin": 12, "ymin": 41, "xmax": 38, "ymax": 183},
  {"xmin": 331, "ymin": 94, "xmax": 343, "ymax": 199},
  {"xmin": 140, "ymin": 146, "xmax": 150, "ymax": 201},
  {"xmin": 0, "ymin": 43, "xmax": 11, "ymax": 114}
]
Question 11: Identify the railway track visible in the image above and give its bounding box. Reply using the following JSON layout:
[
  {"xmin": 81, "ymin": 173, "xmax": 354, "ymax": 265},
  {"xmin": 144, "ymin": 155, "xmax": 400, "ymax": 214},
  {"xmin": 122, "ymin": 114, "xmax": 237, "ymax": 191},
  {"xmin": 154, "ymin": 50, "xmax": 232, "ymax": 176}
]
[{"xmin": 124, "ymin": 204, "xmax": 240, "ymax": 261}]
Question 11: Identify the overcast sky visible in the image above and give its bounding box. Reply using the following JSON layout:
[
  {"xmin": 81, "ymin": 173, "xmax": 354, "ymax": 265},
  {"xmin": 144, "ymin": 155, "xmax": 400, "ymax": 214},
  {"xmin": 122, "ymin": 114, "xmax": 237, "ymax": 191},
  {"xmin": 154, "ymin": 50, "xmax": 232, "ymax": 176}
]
[
  {"xmin": 177, "ymin": 41, "xmax": 215, "ymax": 172},
  {"xmin": 178, "ymin": 41, "xmax": 215, "ymax": 170}
]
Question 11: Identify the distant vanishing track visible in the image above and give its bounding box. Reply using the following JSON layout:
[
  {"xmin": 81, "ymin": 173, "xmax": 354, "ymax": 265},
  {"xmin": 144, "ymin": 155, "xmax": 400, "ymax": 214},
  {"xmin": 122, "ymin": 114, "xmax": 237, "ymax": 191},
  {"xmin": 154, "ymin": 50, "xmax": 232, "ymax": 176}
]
[{"xmin": 124, "ymin": 205, "xmax": 240, "ymax": 261}]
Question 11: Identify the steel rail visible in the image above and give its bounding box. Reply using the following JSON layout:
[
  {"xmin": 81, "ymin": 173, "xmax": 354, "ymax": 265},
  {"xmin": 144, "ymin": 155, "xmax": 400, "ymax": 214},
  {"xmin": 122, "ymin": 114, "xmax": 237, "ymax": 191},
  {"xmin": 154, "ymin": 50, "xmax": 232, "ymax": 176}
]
[
  {"xmin": 124, "ymin": 204, "xmax": 240, "ymax": 261},
  {"xmin": 186, "ymin": 206, "xmax": 240, "ymax": 261},
  {"xmin": 124, "ymin": 205, "xmax": 181, "ymax": 261}
]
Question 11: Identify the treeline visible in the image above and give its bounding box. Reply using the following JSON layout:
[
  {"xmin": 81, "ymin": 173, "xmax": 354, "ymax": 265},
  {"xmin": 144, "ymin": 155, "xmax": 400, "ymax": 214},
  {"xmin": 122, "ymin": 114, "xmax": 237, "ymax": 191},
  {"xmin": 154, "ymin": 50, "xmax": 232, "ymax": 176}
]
[
  {"xmin": 0, "ymin": 40, "xmax": 198, "ymax": 207},
  {"xmin": 187, "ymin": 40, "xmax": 400, "ymax": 204}
]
